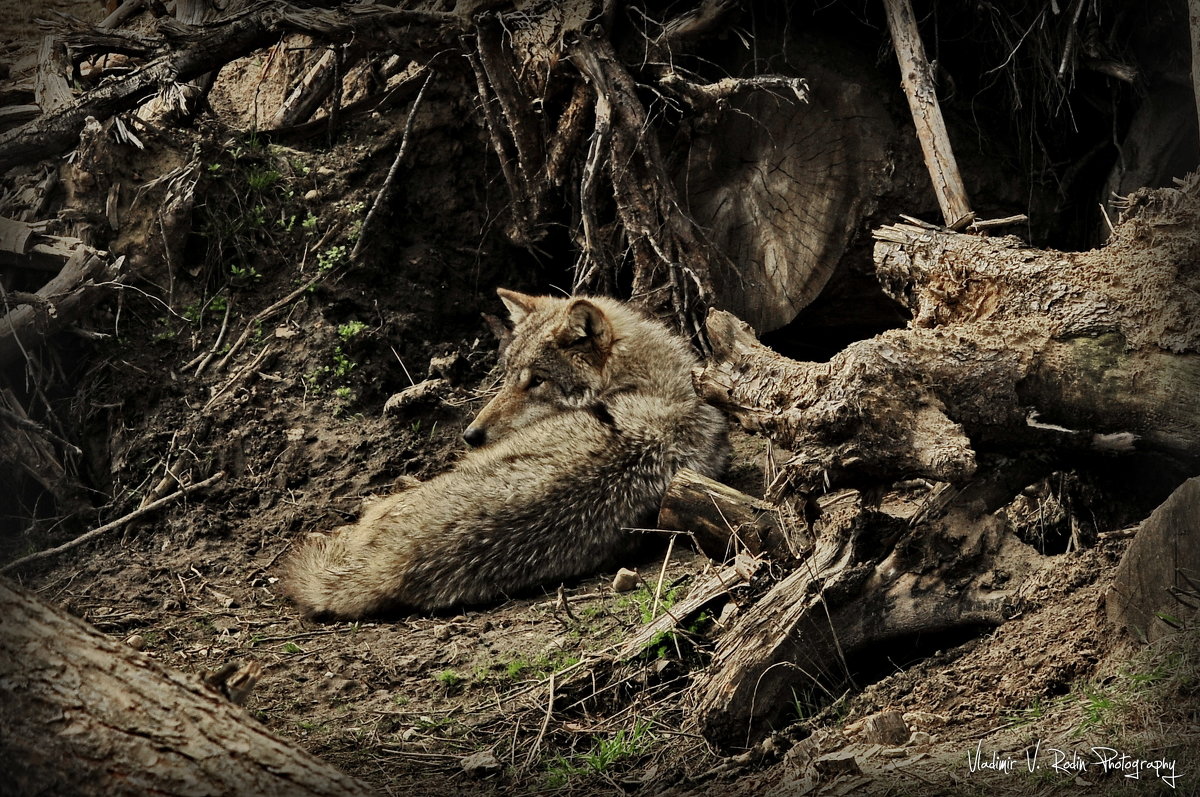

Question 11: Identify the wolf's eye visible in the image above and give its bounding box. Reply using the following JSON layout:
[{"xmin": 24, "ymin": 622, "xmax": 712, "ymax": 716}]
[{"xmin": 526, "ymin": 374, "xmax": 545, "ymax": 389}]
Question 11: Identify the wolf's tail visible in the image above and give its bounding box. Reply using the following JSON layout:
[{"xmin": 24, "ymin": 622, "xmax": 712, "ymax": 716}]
[{"xmin": 281, "ymin": 532, "xmax": 365, "ymax": 620}]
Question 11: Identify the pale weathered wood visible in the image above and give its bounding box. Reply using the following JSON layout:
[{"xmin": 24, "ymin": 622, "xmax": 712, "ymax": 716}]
[
  {"xmin": 692, "ymin": 492, "xmax": 1040, "ymax": 749},
  {"xmin": 35, "ymin": 37, "xmax": 75, "ymax": 115},
  {"xmin": 697, "ymin": 177, "xmax": 1200, "ymax": 498},
  {"xmin": 0, "ymin": 579, "xmax": 375, "ymax": 796},
  {"xmin": 1105, "ymin": 477, "xmax": 1200, "ymax": 642},
  {"xmin": 1191, "ymin": 0, "xmax": 1200, "ymax": 144},
  {"xmin": 882, "ymin": 0, "xmax": 973, "ymax": 229},
  {"xmin": 613, "ymin": 552, "xmax": 762, "ymax": 661},
  {"xmin": 0, "ymin": 244, "xmax": 125, "ymax": 368},
  {"xmin": 657, "ymin": 467, "xmax": 797, "ymax": 561}
]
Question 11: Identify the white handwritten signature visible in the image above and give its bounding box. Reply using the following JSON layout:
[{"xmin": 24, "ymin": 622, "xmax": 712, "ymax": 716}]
[{"xmin": 966, "ymin": 740, "xmax": 1180, "ymax": 788}]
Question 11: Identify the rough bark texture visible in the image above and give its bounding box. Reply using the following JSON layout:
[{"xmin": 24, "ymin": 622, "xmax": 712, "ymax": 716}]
[
  {"xmin": 698, "ymin": 176, "xmax": 1200, "ymax": 498},
  {"xmin": 689, "ymin": 489, "xmax": 1043, "ymax": 749},
  {"xmin": 657, "ymin": 467, "xmax": 800, "ymax": 562},
  {"xmin": 0, "ymin": 578, "xmax": 374, "ymax": 797},
  {"xmin": 1106, "ymin": 476, "xmax": 1200, "ymax": 642},
  {"xmin": 685, "ymin": 175, "xmax": 1200, "ymax": 751}
]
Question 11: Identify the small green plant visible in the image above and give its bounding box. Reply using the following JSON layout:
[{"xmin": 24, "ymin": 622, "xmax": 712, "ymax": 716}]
[
  {"xmin": 337, "ymin": 320, "xmax": 368, "ymax": 340},
  {"xmin": 317, "ymin": 244, "xmax": 347, "ymax": 274},
  {"xmin": 282, "ymin": 642, "xmax": 302, "ymax": 654},
  {"xmin": 1074, "ymin": 687, "xmax": 1118, "ymax": 735},
  {"xmin": 229, "ymin": 262, "xmax": 261, "ymax": 283},
  {"xmin": 435, "ymin": 669, "xmax": 463, "ymax": 689},
  {"xmin": 546, "ymin": 721, "xmax": 652, "ymax": 787},
  {"xmin": 332, "ymin": 347, "xmax": 356, "ymax": 379},
  {"xmin": 246, "ymin": 167, "xmax": 282, "ymax": 191}
]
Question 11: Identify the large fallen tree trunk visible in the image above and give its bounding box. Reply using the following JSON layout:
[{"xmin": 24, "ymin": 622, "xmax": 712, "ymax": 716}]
[
  {"xmin": 0, "ymin": 578, "xmax": 373, "ymax": 796},
  {"xmin": 0, "ymin": 2, "xmax": 459, "ymax": 174},
  {"xmin": 685, "ymin": 175, "xmax": 1200, "ymax": 749}
]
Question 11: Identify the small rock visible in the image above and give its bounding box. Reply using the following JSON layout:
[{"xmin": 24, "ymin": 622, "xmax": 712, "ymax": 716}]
[
  {"xmin": 461, "ymin": 749, "xmax": 501, "ymax": 777},
  {"xmin": 814, "ymin": 751, "xmax": 861, "ymax": 778},
  {"xmin": 303, "ymin": 189, "xmax": 319, "ymax": 202},
  {"xmin": 612, "ymin": 568, "xmax": 639, "ymax": 592},
  {"xmin": 383, "ymin": 378, "xmax": 448, "ymax": 415},
  {"xmin": 907, "ymin": 731, "xmax": 932, "ymax": 747},
  {"xmin": 433, "ymin": 624, "xmax": 452, "ymax": 641},
  {"xmin": 125, "ymin": 634, "xmax": 146, "ymax": 650}
]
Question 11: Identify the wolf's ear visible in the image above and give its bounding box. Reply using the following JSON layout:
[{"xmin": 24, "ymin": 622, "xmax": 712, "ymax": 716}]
[
  {"xmin": 557, "ymin": 299, "xmax": 613, "ymax": 365},
  {"xmin": 497, "ymin": 288, "xmax": 540, "ymax": 326}
]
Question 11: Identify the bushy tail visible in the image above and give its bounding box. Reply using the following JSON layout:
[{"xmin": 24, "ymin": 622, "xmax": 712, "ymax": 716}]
[{"xmin": 281, "ymin": 532, "xmax": 368, "ymax": 620}]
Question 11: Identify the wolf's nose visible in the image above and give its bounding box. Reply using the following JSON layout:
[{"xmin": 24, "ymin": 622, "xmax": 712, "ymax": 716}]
[{"xmin": 463, "ymin": 426, "xmax": 487, "ymax": 447}]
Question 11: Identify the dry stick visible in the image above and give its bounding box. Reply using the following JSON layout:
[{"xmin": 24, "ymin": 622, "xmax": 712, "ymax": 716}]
[
  {"xmin": 649, "ymin": 533, "xmax": 676, "ymax": 619},
  {"xmin": 351, "ymin": 69, "xmax": 435, "ymax": 262},
  {"xmin": 205, "ymin": 342, "xmax": 273, "ymax": 411},
  {"xmin": 184, "ymin": 298, "xmax": 232, "ymax": 375},
  {"xmin": 213, "ymin": 265, "xmax": 330, "ymax": 373},
  {"xmin": 525, "ymin": 671, "xmax": 556, "ymax": 769},
  {"xmin": 882, "ymin": 0, "xmax": 974, "ymax": 229},
  {"xmin": 0, "ymin": 471, "xmax": 225, "ymax": 574}
]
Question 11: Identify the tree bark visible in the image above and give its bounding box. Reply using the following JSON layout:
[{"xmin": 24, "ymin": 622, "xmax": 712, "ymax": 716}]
[
  {"xmin": 0, "ymin": 578, "xmax": 374, "ymax": 797},
  {"xmin": 685, "ymin": 174, "xmax": 1200, "ymax": 751},
  {"xmin": 697, "ymin": 176, "xmax": 1200, "ymax": 498}
]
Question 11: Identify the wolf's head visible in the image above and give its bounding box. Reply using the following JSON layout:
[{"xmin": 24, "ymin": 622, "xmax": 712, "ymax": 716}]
[{"xmin": 463, "ymin": 288, "xmax": 616, "ymax": 448}]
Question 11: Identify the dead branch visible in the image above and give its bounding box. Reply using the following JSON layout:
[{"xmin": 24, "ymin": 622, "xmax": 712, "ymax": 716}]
[
  {"xmin": 0, "ymin": 242, "xmax": 126, "ymax": 369},
  {"xmin": 657, "ymin": 468, "xmax": 801, "ymax": 562},
  {"xmin": 882, "ymin": 0, "xmax": 973, "ymax": 229},
  {"xmin": 0, "ymin": 470, "xmax": 225, "ymax": 574}
]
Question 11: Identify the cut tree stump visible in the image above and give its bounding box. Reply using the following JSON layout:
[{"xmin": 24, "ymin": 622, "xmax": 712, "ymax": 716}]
[
  {"xmin": 0, "ymin": 578, "xmax": 374, "ymax": 796},
  {"xmin": 1106, "ymin": 476, "xmax": 1200, "ymax": 642}
]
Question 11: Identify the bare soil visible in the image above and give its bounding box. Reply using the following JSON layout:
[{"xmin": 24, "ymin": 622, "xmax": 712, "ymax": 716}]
[{"xmin": 2, "ymin": 6, "xmax": 1197, "ymax": 797}]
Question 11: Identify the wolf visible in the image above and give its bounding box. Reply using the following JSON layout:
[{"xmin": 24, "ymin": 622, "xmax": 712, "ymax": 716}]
[{"xmin": 283, "ymin": 288, "xmax": 728, "ymax": 618}]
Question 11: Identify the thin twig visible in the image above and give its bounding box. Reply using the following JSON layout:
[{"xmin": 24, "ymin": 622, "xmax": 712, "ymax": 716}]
[
  {"xmin": 190, "ymin": 299, "xmax": 233, "ymax": 377},
  {"xmin": 351, "ymin": 68, "xmax": 435, "ymax": 262},
  {"xmin": 525, "ymin": 671, "xmax": 556, "ymax": 768},
  {"xmin": 214, "ymin": 265, "xmax": 330, "ymax": 373},
  {"xmin": 0, "ymin": 471, "xmax": 225, "ymax": 574}
]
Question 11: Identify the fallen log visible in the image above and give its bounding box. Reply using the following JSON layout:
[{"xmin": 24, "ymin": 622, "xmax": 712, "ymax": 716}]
[
  {"xmin": 0, "ymin": 1, "xmax": 461, "ymax": 174},
  {"xmin": 685, "ymin": 176, "xmax": 1200, "ymax": 750},
  {"xmin": 0, "ymin": 230, "xmax": 125, "ymax": 368},
  {"xmin": 0, "ymin": 578, "xmax": 374, "ymax": 796},
  {"xmin": 697, "ymin": 176, "xmax": 1200, "ymax": 498},
  {"xmin": 691, "ymin": 487, "xmax": 1044, "ymax": 750}
]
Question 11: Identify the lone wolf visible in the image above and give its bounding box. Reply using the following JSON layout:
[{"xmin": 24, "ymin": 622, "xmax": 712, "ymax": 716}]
[{"xmin": 283, "ymin": 288, "xmax": 728, "ymax": 618}]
